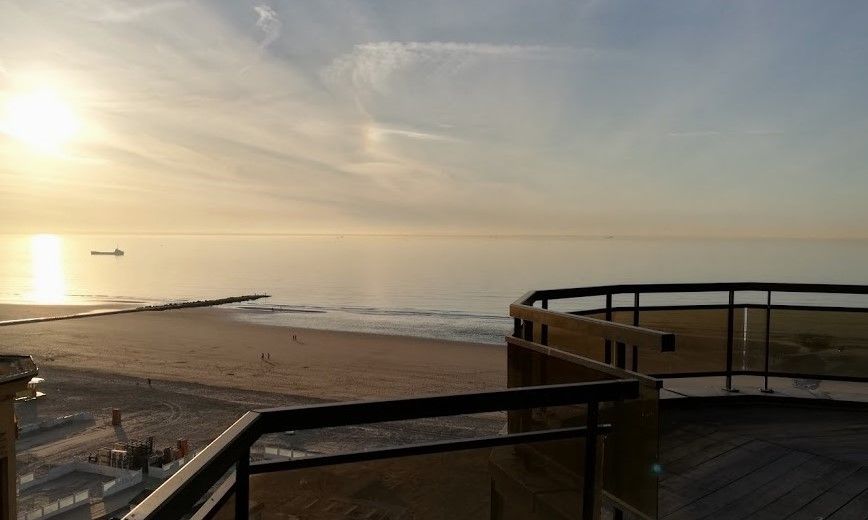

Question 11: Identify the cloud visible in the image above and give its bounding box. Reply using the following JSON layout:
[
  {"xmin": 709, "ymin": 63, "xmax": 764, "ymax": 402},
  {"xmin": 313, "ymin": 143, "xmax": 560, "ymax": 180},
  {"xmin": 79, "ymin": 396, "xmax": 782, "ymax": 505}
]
[
  {"xmin": 93, "ymin": 1, "xmax": 186, "ymax": 22},
  {"xmin": 1, "ymin": 2, "xmax": 865, "ymax": 236},
  {"xmin": 666, "ymin": 130, "xmax": 723, "ymax": 137},
  {"xmin": 253, "ymin": 4, "xmax": 282, "ymax": 50},
  {"xmin": 667, "ymin": 129, "xmax": 784, "ymax": 138},
  {"xmin": 324, "ymin": 41, "xmax": 576, "ymax": 93},
  {"xmin": 366, "ymin": 125, "xmax": 458, "ymax": 142}
]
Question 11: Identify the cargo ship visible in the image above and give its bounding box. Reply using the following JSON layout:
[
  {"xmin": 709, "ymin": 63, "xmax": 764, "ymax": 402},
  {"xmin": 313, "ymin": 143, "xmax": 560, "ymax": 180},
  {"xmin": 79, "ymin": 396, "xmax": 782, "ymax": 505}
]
[{"xmin": 91, "ymin": 247, "xmax": 124, "ymax": 256}]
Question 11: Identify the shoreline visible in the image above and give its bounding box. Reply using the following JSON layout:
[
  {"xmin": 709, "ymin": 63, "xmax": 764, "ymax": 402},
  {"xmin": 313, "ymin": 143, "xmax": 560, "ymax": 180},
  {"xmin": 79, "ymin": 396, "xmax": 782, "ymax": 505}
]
[
  {"xmin": 0, "ymin": 300, "xmax": 507, "ymax": 346},
  {"xmin": 0, "ymin": 304, "xmax": 505, "ymax": 401}
]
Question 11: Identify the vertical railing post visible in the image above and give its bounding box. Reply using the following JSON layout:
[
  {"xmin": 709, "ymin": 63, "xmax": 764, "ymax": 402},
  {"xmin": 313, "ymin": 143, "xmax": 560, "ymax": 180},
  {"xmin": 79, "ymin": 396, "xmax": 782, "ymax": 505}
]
[
  {"xmin": 762, "ymin": 290, "xmax": 774, "ymax": 393},
  {"xmin": 615, "ymin": 342, "xmax": 626, "ymax": 370},
  {"xmin": 522, "ymin": 320, "xmax": 534, "ymax": 342},
  {"xmin": 235, "ymin": 447, "xmax": 250, "ymax": 520},
  {"xmin": 724, "ymin": 290, "xmax": 738, "ymax": 392},
  {"xmin": 604, "ymin": 294, "xmax": 613, "ymax": 364},
  {"xmin": 632, "ymin": 292, "xmax": 640, "ymax": 372},
  {"xmin": 513, "ymin": 318, "xmax": 521, "ymax": 338},
  {"xmin": 541, "ymin": 299, "xmax": 549, "ymax": 346},
  {"xmin": 582, "ymin": 401, "xmax": 599, "ymax": 520}
]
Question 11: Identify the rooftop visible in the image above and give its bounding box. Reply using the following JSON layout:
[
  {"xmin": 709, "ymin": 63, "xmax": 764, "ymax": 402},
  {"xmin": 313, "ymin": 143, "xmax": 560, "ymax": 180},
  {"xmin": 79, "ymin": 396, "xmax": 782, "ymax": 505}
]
[{"xmin": 0, "ymin": 354, "xmax": 37, "ymax": 385}]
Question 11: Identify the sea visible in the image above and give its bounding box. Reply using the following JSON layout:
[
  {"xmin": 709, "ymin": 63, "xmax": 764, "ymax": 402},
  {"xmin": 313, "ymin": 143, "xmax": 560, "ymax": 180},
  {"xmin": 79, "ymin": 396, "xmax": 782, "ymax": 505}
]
[{"xmin": 2, "ymin": 234, "xmax": 867, "ymax": 344}]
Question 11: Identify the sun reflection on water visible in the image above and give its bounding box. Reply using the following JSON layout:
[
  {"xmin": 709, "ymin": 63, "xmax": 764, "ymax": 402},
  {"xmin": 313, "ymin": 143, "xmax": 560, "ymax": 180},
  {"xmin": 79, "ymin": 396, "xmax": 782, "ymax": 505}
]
[{"xmin": 29, "ymin": 234, "xmax": 66, "ymax": 303}]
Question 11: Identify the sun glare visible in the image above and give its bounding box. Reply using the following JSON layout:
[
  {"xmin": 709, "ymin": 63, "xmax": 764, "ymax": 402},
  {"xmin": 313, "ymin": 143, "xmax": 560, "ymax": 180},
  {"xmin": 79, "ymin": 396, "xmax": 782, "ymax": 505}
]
[
  {"xmin": 29, "ymin": 234, "xmax": 66, "ymax": 304},
  {"xmin": 1, "ymin": 89, "xmax": 81, "ymax": 153}
]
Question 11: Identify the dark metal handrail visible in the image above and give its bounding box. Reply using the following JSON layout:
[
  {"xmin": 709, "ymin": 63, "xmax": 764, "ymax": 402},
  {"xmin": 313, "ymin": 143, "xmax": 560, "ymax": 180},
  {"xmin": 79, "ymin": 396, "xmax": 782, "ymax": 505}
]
[
  {"xmin": 518, "ymin": 282, "xmax": 868, "ymax": 304},
  {"xmin": 511, "ymin": 282, "xmax": 868, "ymax": 390},
  {"xmin": 124, "ymin": 380, "xmax": 639, "ymax": 520}
]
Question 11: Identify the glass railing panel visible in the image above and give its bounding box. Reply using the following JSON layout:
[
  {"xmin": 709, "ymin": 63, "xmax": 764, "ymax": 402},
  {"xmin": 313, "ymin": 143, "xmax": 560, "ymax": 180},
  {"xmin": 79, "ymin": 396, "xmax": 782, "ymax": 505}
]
[
  {"xmin": 545, "ymin": 323, "xmax": 607, "ymax": 363},
  {"xmin": 215, "ymin": 436, "xmax": 597, "ymax": 520},
  {"xmin": 507, "ymin": 340, "xmax": 659, "ymax": 520},
  {"xmin": 536, "ymin": 310, "xmax": 637, "ymax": 363},
  {"xmin": 250, "ymin": 413, "xmax": 507, "ymax": 460},
  {"xmin": 542, "ymin": 304, "xmax": 868, "ymax": 381},
  {"xmin": 541, "ymin": 307, "xmax": 729, "ymax": 375},
  {"xmin": 736, "ymin": 307, "xmax": 769, "ymax": 372},
  {"xmin": 768, "ymin": 308, "xmax": 868, "ymax": 379},
  {"xmin": 771, "ymin": 292, "xmax": 868, "ymax": 309},
  {"xmin": 634, "ymin": 308, "xmax": 728, "ymax": 375}
]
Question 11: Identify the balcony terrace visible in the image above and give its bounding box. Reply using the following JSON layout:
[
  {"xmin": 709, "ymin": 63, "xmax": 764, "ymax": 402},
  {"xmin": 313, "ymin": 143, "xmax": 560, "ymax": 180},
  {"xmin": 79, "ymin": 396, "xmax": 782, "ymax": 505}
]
[{"xmin": 122, "ymin": 283, "xmax": 868, "ymax": 520}]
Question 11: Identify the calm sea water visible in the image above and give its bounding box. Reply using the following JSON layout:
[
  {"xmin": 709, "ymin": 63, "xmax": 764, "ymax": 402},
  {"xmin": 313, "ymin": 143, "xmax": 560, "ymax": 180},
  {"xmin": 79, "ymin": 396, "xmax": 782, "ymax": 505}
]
[{"xmin": 2, "ymin": 234, "xmax": 867, "ymax": 343}]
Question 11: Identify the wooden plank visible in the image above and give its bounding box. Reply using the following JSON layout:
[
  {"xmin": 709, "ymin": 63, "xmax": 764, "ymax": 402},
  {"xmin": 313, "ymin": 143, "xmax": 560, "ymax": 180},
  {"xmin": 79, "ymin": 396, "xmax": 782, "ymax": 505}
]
[
  {"xmin": 661, "ymin": 432, "xmax": 752, "ymax": 479},
  {"xmin": 784, "ymin": 467, "xmax": 868, "ymax": 520},
  {"xmin": 747, "ymin": 459, "xmax": 861, "ymax": 520},
  {"xmin": 662, "ymin": 451, "xmax": 811, "ymax": 520},
  {"xmin": 660, "ymin": 440, "xmax": 788, "ymax": 515},
  {"xmin": 662, "ymin": 431, "xmax": 730, "ymax": 463},
  {"xmin": 660, "ymin": 425, "xmax": 719, "ymax": 452},
  {"xmin": 827, "ymin": 486, "xmax": 868, "ymax": 520},
  {"xmin": 664, "ymin": 439, "xmax": 752, "ymax": 478},
  {"xmin": 709, "ymin": 455, "xmax": 844, "ymax": 520}
]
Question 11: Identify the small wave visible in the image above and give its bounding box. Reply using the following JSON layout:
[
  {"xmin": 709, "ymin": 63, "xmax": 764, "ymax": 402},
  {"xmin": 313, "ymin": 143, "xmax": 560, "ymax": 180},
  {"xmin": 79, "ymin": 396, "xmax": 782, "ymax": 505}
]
[
  {"xmin": 236, "ymin": 306, "xmax": 326, "ymax": 314},
  {"xmin": 234, "ymin": 302, "xmax": 508, "ymax": 321}
]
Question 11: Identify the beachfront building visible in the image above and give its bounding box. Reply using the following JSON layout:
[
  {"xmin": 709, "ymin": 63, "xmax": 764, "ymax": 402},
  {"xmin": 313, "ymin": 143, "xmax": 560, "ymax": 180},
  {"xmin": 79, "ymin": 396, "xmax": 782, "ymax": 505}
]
[
  {"xmin": 121, "ymin": 283, "xmax": 868, "ymax": 520},
  {"xmin": 0, "ymin": 355, "xmax": 38, "ymax": 520}
]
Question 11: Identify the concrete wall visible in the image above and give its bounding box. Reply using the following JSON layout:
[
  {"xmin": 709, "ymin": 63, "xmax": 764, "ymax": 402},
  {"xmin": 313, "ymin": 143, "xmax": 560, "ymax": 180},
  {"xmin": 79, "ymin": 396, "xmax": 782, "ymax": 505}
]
[
  {"xmin": 102, "ymin": 470, "xmax": 142, "ymax": 497},
  {"xmin": 148, "ymin": 451, "xmax": 197, "ymax": 479},
  {"xmin": 17, "ymin": 413, "xmax": 93, "ymax": 437},
  {"xmin": 16, "ymin": 490, "xmax": 90, "ymax": 520},
  {"xmin": 251, "ymin": 445, "xmax": 309, "ymax": 461},
  {"xmin": 19, "ymin": 462, "xmax": 138, "ymax": 493}
]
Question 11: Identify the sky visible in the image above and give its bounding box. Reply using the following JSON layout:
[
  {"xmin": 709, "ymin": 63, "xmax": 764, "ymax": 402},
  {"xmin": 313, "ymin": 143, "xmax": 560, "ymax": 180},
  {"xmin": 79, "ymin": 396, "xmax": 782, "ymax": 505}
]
[{"xmin": 1, "ymin": 1, "xmax": 867, "ymax": 237}]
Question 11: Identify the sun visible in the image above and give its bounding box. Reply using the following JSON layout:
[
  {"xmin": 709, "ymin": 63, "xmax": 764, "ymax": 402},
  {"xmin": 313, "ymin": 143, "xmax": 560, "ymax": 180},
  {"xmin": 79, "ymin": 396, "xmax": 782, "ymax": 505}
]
[{"xmin": 1, "ymin": 89, "xmax": 81, "ymax": 154}]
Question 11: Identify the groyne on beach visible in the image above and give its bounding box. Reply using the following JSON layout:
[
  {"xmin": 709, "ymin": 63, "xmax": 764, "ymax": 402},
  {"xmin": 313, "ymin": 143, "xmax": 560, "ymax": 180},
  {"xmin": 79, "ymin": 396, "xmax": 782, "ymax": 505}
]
[{"xmin": 0, "ymin": 294, "xmax": 270, "ymax": 327}]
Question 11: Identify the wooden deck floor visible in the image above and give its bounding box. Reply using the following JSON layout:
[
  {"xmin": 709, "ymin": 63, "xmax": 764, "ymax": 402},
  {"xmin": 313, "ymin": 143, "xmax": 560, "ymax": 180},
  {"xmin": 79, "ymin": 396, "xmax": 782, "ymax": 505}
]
[{"xmin": 658, "ymin": 399, "xmax": 868, "ymax": 520}]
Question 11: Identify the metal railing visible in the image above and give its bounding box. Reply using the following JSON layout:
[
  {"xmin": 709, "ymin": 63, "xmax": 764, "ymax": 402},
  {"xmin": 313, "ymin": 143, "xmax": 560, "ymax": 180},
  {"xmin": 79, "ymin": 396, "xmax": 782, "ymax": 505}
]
[
  {"xmin": 119, "ymin": 281, "xmax": 865, "ymax": 520},
  {"xmin": 123, "ymin": 380, "xmax": 640, "ymax": 520},
  {"xmin": 513, "ymin": 282, "xmax": 868, "ymax": 391}
]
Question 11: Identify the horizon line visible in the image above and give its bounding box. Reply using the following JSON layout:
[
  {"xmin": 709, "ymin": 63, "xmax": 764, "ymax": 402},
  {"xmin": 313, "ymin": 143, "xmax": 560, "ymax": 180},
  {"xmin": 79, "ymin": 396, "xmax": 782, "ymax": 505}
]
[{"xmin": 2, "ymin": 231, "xmax": 868, "ymax": 241}]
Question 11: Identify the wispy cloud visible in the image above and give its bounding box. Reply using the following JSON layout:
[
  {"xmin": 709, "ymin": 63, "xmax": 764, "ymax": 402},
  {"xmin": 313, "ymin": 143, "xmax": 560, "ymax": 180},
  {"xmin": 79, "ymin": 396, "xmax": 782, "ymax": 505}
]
[
  {"xmin": 667, "ymin": 129, "xmax": 784, "ymax": 138},
  {"xmin": 324, "ymin": 41, "xmax": 576, "ymax": 93},
  {"xmin": 0, "ymin": 2, "xmax": 865, "ymax": 236},
  {"xmin": 667, "ymin": 130, "xmax": 723, "ymax": 137},
  {"xmin": 93, "ymin": 1, "xmax": 186, "ymax": 23},
  {"xmin": 367, "ymin": 125, "xmax": 458, "ymax": 142},
  {"xmin": 253, "ymin": 4, "xmax": 281, "ymax": 50}
]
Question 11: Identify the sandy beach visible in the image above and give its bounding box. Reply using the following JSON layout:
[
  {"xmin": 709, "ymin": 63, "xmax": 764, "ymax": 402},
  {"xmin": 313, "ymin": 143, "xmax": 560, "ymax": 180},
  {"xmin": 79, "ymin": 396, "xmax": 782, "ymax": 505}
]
[{"xmin": 0, "ymin": 304, "xmax": 505, "ymax": 401}]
